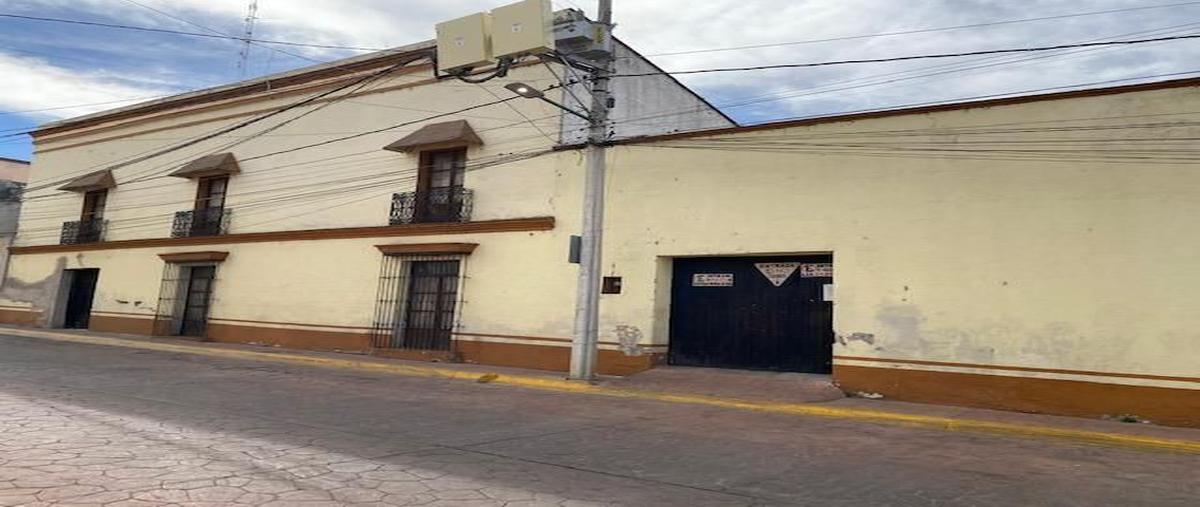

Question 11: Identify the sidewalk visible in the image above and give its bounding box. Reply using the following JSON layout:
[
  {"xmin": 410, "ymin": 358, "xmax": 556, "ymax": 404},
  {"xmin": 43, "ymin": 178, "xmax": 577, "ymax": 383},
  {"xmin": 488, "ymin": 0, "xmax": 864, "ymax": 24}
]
[{"xmin": 2, "ymin": 324, "xmax": 1198, "ymax": 454}]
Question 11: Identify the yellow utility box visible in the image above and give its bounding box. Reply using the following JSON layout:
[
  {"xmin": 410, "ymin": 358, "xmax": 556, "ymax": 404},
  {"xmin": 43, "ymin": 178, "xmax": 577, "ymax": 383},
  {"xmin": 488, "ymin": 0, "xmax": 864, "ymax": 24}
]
[
  {"xmin": 491, "ymin": 0, "xmax": 555, "ymax": 59},
  {"xmin": 436, "ymin": 12, "xmax": 493, "ymax": 74}
]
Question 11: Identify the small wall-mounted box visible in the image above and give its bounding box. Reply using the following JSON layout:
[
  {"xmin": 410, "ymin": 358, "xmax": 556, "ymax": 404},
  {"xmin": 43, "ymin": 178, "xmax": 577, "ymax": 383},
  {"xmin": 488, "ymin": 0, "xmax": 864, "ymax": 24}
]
[
  {"xmin": 436, "ymin": 12, "xmax": 493, "ymax": 74},
  {"xmin": 491, "ymin": 0, "xmax": 555, "ymax": 59}
]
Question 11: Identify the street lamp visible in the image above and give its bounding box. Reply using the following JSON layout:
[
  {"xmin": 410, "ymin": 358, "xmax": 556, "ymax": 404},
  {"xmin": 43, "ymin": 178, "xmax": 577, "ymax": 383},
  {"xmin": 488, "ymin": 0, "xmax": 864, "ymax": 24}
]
[
  {"xmin": 504, "ymin": 82, "xmax": 590, "ymax": 121},
  {"xmin": 504, "ymin": 82, "xmax": 544, "ymax": 98}
]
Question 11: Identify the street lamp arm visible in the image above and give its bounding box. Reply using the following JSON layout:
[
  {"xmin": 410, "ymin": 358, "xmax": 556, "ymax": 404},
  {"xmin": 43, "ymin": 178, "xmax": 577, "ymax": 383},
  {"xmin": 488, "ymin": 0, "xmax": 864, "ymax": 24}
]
[{"xmin": 539, "ymin": 97, "xmax": 592, "ymax": 121}]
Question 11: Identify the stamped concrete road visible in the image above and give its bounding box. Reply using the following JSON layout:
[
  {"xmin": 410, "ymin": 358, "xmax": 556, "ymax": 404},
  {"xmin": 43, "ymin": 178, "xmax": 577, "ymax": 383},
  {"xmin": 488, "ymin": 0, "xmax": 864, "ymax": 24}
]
[{"xmin": 0, "ymin": 334, "xmax": 1197, "ymax": 507}]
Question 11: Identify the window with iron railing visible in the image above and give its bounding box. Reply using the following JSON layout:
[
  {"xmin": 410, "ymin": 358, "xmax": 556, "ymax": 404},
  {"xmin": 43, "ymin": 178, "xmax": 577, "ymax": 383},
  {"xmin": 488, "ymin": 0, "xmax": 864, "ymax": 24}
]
[
  {"xmin": 61, "ymin": 189, "xmax": 107, "ymax": 244},
  {"xmin": 172, "ymin": 175, "xmax": 231, "ymax": 237},
  {"xmin": 171, "ymin": 208, "xmax": 230, "ymax": 238},
  {"xmin": 389, "ymin": 148, "xmax": 473, "ymax": 225}
]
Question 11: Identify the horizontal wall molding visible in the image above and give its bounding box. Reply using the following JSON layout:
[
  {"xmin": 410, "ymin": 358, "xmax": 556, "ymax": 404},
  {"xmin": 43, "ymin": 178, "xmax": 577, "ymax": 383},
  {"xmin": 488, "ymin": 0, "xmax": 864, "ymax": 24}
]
[
  {"xmin": 835, "ymin": 355, "xmax": 1200, "ymax": 384},
  {"xmin": 375, "ymin": 243, "xmax": 478, "ymax": 255},
  {"xmin": 10, "ymin": 217, "xmax": 554, "ymax": 255}
]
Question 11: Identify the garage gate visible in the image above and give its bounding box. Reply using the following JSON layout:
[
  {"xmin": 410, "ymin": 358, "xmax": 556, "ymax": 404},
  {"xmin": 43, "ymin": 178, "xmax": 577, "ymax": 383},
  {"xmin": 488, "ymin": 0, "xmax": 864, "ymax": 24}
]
[{"xmin": 668, "ymin": 255, "xmax": 834, "ymax": 373}]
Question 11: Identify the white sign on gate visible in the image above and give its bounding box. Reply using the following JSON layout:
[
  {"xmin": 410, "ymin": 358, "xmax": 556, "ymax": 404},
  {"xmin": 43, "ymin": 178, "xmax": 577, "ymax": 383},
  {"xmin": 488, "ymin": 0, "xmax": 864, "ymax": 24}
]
[
  {"xmin": 692, "ymin": 273, "xmax": 734, "ymax": 287},
  {"xmin": 754, "ymin": 262, "xmax": 801, "ymax": 287},
  {"xmin": 800, "ymin": 263, "xmax": 833, "ymax": 278}
]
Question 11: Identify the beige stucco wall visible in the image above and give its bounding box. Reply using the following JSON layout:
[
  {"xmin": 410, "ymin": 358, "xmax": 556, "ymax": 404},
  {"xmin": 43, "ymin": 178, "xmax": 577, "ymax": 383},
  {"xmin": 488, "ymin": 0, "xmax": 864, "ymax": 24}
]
[
  {"xmin": 15, "ymin": 63, "xmax": 568, "ymax": 246},
  {"xmin": 597, "ymin": 84, "xmax": 1200, "ymax": 388}
]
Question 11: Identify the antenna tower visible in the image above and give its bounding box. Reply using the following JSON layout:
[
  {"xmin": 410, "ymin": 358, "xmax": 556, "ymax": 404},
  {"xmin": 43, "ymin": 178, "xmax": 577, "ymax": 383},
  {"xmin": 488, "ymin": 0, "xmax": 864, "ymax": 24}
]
[{"xmin": 237, "ymin": 0, "xmax": 259, "ymax": 78}]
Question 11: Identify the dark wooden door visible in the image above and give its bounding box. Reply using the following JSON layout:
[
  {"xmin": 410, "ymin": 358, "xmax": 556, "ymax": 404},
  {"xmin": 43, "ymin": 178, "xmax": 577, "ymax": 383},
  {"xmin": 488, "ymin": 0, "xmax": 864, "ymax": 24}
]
[
  {"xmin": 402, "ymin": 260, "xmax": 459, "ymax": 350},
  {"xmin": 668, "ymin": 255, "xmax": 834, "ymax": 373},
  {"xmin": 179, "ymin": 266, "xmax": 216, "ymax": 337},
  {"xmin": 63, "ymin": 269, "xmax": 100, "ymax": 329}
]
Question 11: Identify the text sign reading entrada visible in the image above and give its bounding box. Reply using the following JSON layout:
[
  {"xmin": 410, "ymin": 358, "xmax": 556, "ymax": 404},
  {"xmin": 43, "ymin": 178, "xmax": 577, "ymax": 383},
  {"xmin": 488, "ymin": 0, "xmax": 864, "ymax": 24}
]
[{"xmin": 692, "ymin": 273, "xmax": 734, "ymax": 287}]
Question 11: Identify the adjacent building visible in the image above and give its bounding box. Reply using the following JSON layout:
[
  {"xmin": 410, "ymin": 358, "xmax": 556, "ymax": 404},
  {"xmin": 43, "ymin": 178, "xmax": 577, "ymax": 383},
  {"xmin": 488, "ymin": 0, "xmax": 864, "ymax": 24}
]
[
  {"xmin": 0, "ymin": 157, "xmax": 30, "ymax": 281},
  {"xmin": 2, "ymin": 26, "xmax": 1197, "ymax": 426}
]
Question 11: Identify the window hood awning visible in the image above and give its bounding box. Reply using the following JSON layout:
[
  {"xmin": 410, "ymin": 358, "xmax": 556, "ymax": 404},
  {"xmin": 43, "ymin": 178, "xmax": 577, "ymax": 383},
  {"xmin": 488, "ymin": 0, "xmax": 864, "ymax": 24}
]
[
  {"xmin": 383, "ymin": 120, "xmax": 483, "ymax": 152},
  {"xmin": 58, "ymin": 170, "xmax": 116, "ymax": 192},
  {"xmin": 169, "ymin": 152, "xmax": 241, "ymax": 178},
  {"xmin": 158, "ymin": 251, "xmax": 229, "ymax": 263}
]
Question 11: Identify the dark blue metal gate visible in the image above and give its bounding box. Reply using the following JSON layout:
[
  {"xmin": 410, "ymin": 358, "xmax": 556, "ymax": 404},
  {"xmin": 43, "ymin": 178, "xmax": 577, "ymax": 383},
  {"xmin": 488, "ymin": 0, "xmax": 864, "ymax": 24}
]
[{"xmin": 668, "ymin": 255, "xmax": 834, "ymax": 373}]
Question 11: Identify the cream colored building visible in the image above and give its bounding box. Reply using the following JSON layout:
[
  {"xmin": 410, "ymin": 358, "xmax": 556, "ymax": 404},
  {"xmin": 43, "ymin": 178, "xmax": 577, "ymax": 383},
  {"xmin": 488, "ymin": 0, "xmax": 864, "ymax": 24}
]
[{"xmin": 2, "ymin": 35, "xmax": 1198, "ymax": 426}]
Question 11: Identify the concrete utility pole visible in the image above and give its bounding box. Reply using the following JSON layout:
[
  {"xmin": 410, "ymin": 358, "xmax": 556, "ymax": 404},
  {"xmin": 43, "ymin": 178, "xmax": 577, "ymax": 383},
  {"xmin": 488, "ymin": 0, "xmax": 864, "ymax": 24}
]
[{"xmin": 568, "ymin": 0, "xmax": 614, "ymax": 381}]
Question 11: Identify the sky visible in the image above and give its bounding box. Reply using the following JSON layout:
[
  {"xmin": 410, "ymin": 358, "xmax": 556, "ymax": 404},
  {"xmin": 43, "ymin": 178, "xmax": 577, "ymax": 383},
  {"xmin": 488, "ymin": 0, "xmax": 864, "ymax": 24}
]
[{"xmin": 2, "ymin": 0, "xmax": 1200, "ymax": 160}]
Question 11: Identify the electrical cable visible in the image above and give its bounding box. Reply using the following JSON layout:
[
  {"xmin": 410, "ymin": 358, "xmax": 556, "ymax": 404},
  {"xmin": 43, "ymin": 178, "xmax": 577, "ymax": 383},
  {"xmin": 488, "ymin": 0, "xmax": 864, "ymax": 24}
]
[
  {"xmin": 18, "ymin": 116, "xmax": 576, "ymax": 209},
  {"xmin": 607, "ymin": 34, "xmax": 1200, "ymax": 78},
  {"xmin": 21, "ymin": 57, "xmax": 422, "ymax": 194},
  {"xmin": 0, "ymin": 13, "xmax": 387, "ymax": 52},
  {"xmin": 642, "ymin": 1, "xmax": 1200, "ymax": 57},
  {"xmin": 704, "ymin": 21, "xmax": 1200, "ymax": 115},
  {"xmin": 117, "ymin": 0, "xmax": 322, "ymax": 64},
  {"xmin": 16, "ymin": 147, "xmax": 556, "ymax": 239}
]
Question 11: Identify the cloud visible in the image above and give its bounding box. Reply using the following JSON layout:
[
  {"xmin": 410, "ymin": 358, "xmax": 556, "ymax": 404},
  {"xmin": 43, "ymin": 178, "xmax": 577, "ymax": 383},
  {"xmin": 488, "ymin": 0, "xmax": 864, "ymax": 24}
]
[
  {"xmin": 0, "ymin": 51, "xmax": 179, "ymax": 119},
  {"xmin": 4, "ymin": 0, "xmax": 1200, "ymax": 126}
]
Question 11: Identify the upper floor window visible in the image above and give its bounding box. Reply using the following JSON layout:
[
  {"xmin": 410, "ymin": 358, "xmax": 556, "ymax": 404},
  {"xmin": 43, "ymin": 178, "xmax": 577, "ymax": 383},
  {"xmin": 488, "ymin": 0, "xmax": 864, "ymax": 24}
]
[
  {"xmin": 195, "ymin": 175, "xmax": 229, "ymax": 210},
  {"xmin": 419, "ymin": 148, "xmax": 466, "ymax": 191},
  {"xmin": 81, "ymin": 189, "xmax": 107, "ymax": 221},
  {"xmin": 56, "ymin": 170, "xmax": 114, "ymax": 245}
]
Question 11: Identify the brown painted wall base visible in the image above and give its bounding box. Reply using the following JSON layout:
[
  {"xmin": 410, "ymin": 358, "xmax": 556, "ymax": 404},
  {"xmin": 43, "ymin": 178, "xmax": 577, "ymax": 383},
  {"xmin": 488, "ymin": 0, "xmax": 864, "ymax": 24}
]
[
  {"xmin": 90, "ymin": 315, "xmax": 156, "ymax": 335},
  {"xmin": 455, "ymin": 340, "xmax": 664, "ymax": 376},
  {"xmin": 835, "ymin": 364, "xmax": 1200, "ymax": 428},
  {"xmin": 206, "ymin": 323, "xmax": 372, "ymax": 353},
  {"xmin": 0, "ymin": 308, "xmax": 41, "ymax": 326},
  {"xmin": 204, "ymin": 322, "xmax": 663, "ymax": 375},
  {"xmin": 0, "ymin": 310, "xmax": 663, "ymax": 376}
]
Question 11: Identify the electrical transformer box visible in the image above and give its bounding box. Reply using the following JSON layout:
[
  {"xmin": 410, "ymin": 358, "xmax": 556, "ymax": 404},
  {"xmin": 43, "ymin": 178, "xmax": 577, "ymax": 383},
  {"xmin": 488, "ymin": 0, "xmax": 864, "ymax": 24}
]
[
  {"xmin": 491, "ymin": 0, "xmax": 555, "ymax": 59},
  {"xmin": 436, "ymin": 12, "xmax": 492, "ymax": 74}
]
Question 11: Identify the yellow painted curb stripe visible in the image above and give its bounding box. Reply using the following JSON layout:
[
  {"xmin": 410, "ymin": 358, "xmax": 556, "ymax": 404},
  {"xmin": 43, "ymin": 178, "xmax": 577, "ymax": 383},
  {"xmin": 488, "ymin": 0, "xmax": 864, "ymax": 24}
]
[{"xmin": 5, "ymin": 328, "xmax": 1200, "ymax": 454}]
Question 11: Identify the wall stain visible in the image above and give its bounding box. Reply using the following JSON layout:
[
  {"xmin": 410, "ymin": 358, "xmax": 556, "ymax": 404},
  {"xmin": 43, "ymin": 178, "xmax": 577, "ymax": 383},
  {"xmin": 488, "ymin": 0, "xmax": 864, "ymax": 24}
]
[
  {"xmin": 614, "ymin": 324, "xmax": 643, "ymax": 356},
  {"xmin": 0, "ymin": 257, "xmax": 68, "ymax": 326},
  {"xmin": 838, "ymin": 332, "xmax": 875, "ymax": 345}
]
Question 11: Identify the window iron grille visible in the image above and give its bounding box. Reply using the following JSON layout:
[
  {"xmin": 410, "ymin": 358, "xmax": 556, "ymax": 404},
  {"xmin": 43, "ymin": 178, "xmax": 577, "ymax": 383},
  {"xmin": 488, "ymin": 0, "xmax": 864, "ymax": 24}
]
[
  {"xmin": 59, "ymin": 218, "xmax": 106, "ymax": 245},
  {"xmin": 369, "ymin": 254, "xmax": 466, "ymax": 352},
  {"xmin": 152, "ymin": 262, "xmax": 220, "ymax": 337},
  {"xmin": 389, "ymin": 187, "xmax": 473, "ymax": 225},
  {"xmin": 172, "ymin": 208, "xmax": 230, "ymax": 238}
]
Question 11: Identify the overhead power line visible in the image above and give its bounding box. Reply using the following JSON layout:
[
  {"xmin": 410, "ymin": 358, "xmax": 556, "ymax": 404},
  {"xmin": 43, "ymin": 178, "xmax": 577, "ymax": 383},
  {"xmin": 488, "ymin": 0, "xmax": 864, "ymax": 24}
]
[
  {"xmin": 644, "ymin": 0, "xmax": 1200, "ymax": 57},
  {"xmin": 0, "ymin": 13, "xmax": 385, "ymax": 52},
  {"xmin": 705, "ymin": 21, "xmax": 1200, "ymax": 114},
  {"xmin": 611, "ymin": 34, "xmax": 1200, "ymax": 77},
  {"xmin": 0, "ymin": 95, "xmax": 171, "ymax": 116},
  {"xmin": 117, "ymin": 0, "xmax": 320, "ymax": 64},
  {"xmin": 20, "ymin": 58, "xmax": 414, "ymax": 194}
]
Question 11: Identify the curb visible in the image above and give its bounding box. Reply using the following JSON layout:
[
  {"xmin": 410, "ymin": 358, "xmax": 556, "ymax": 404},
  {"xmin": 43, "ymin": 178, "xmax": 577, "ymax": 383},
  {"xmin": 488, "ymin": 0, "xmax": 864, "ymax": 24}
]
[{"xmin": 4, "ymin": 326, "xmax": 1199, "ymax": 455}]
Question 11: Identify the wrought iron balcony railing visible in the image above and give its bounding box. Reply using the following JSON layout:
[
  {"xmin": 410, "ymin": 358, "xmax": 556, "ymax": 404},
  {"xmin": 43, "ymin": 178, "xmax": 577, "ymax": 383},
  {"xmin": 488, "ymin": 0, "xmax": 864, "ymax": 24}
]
[
  {"xmin": 390, "ymin": 187, "xmax": 473, "ymax": 225},
  {"xmin": 172, "ymin": 208, "xmax": 230, "ymax": 238},
  {"xmin": 60, "ymin": 218, "xmax": 106, "ymax": 245}
]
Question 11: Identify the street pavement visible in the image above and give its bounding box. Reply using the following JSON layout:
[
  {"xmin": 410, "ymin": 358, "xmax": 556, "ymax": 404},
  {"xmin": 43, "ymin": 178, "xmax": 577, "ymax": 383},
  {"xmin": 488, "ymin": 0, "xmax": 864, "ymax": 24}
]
[{"xmin": 0, "ymin": 334, "xmax": 1197, "ymax": 506}]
